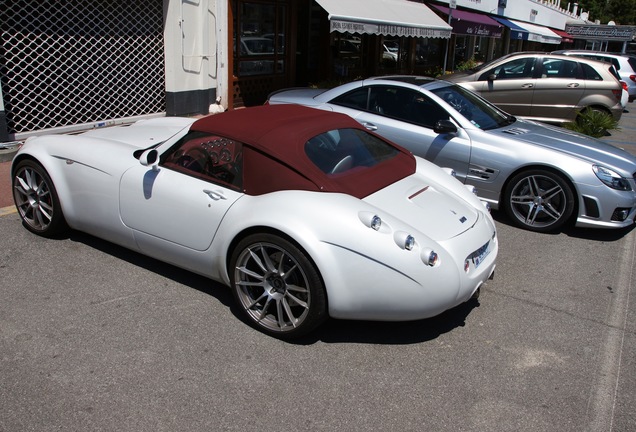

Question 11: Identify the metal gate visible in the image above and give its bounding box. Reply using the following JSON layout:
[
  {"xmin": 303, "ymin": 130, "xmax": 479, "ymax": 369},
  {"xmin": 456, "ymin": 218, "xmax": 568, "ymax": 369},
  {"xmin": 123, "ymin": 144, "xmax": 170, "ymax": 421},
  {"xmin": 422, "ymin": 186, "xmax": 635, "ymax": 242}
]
[{"xmin": 0, "ymin": 0, "xmax": 166, "ymax": 140}]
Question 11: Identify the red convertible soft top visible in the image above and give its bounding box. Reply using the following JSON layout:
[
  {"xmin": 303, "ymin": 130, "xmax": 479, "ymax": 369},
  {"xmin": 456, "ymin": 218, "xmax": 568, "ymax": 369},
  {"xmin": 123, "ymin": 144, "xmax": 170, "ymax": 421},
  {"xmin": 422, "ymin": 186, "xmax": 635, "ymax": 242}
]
[{"xmin": 189, "ymin": 104, "xmax": 415, "ymax": 198}]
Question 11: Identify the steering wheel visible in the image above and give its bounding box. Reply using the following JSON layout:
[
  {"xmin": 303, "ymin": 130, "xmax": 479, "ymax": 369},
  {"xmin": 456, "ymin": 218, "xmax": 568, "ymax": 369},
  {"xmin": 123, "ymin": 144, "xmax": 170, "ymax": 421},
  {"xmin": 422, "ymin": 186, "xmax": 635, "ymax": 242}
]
[
  {"xmin": 177, "ymin": 147, "xmax": 216, "ymax": 173},
  {"xmin": 444, "ymin": 93, "xmax": 471, "ymax": 118}
]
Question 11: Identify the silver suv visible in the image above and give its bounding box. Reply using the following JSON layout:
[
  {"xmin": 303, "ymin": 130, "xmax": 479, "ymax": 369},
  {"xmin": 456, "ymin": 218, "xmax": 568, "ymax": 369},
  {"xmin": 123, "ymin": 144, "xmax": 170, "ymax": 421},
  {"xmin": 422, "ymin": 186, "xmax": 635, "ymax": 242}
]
[
  {"xmin": 553, "ymin": 50, "xmax": 636, "ymax": 102},
  {"xmin": 444, "ymin": 52, "xmax": 624, "ymax": 124}
]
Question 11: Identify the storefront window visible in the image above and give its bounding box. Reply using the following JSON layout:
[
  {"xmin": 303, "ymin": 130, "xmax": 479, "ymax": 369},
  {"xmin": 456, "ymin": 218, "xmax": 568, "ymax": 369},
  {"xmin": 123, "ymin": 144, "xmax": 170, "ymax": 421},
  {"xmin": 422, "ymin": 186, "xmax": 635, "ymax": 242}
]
[
  {"xmin": 415, "ymin": 38, "xmax": 442, "ymax": 70},
  {"xmin": 233, "ymin": 2, "xmax": 286, "ymax": 77},
  {"xmin": 381, "ymin": 37, "xmax": 399, "ymax": 69},
  {"xmin": 331, "ymin": 32, "xmax": 363, "ymax": 77}
]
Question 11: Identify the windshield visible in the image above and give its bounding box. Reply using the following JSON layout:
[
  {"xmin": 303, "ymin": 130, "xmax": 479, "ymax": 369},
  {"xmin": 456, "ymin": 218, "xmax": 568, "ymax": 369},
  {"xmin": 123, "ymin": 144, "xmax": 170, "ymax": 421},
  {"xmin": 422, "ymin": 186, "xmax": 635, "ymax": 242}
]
[{"xmin": 431, "ymin": 83, "xmax": 514, "ymax": 130}]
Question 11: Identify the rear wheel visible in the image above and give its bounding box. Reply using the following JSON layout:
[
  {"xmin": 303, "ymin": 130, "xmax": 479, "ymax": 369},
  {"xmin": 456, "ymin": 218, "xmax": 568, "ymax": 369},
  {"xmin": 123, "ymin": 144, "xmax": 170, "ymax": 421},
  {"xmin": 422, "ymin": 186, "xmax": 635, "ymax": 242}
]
[
  {"xmin": 12, "ymin": 160, "xmax": 68, "ymax": 237},
  {"xmin": 230, "ymin": 233, "xmax": 327, "ymax": 339},
  {"xmin": 503, "ymin": 169, "xmax": 575, "ymax": 232}
]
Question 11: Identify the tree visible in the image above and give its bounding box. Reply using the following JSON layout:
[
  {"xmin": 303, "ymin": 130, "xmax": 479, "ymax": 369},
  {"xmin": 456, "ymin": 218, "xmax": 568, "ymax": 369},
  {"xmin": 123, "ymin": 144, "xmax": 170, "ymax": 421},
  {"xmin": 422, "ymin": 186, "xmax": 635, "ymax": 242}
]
[{"xmin": 578, "ymin": 0, "xmax": 636, "ymax": 25}]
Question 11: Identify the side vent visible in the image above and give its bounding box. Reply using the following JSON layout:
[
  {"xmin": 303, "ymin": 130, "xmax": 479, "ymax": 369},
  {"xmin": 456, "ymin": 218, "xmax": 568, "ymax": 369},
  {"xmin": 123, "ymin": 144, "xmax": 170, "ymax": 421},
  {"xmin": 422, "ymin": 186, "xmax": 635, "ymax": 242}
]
[{"xmin": 468, "ymin": 165, "xmax": 499, "ymax": 181}]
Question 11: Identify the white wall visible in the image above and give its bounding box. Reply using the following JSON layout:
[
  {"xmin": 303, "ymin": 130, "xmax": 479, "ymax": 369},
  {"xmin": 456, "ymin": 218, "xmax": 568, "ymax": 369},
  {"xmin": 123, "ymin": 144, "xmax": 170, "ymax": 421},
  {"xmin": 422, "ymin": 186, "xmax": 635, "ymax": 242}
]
[{"xmin": 164, "ymin": 0, "xmax": 228, "ymax": 109}]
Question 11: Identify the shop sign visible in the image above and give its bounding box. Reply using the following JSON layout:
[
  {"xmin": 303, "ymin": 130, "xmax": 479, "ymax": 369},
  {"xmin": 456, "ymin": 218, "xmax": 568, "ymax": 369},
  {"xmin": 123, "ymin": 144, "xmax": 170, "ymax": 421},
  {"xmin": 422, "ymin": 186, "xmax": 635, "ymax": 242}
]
[
  {"xmin": 565, "ymin": 24, "xmax": 636, "ymax": 41},
  {"xmin": 330, "ymin": 20, "xmax": 452, "ymax": 38}
]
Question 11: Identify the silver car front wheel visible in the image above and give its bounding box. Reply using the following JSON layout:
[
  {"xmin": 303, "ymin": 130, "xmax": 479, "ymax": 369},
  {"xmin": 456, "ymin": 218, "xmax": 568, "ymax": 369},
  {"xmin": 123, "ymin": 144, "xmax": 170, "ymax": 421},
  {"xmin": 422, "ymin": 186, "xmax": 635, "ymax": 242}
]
[
  {"xmin": 12, "ymin": 160, "xmax": 68, "ymax": 237},
  {"xmin": 504, "ymin": 169, "xmax": 575, "ymax": 232},
  {"xmin": 230, "ymin": 234, "xmax": 327, "ymax": 339}
]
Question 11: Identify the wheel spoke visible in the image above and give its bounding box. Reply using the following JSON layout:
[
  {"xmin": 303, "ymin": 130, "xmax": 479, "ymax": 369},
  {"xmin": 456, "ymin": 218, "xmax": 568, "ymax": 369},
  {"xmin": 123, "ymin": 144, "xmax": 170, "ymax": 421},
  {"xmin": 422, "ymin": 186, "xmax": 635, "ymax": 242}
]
[
  {"xmin": 257, "ymin": 297, "xmax": 274, "ymax": 321},
  {"xmin": 246, "ymin": 291, "xmax": 268, "ymax": 310},
  {"xmin": 280, "ymin": 298, "xmax": 297, "ymax": 328},
  {"xmin": 276, "ymin": 299, "xmax": 287, "ymax": 329},
  {"xmin": 524, "ymin": 203, "xmax": 539, "ymax": 224},
  {"xmin": 247, "ymin": 247, "xmax": 269, "ymax": 274},
  {"xmin": 541, "ymin": 203, "xmax": 562, "ymax": 221},
  {"xmin": 236, "ymin": 265, "xmax": 265, "ymax": 281},
  {"xmin": 285, "ymin": 291, "xmax": 308, "ymax": 309},
  {"xmin": 259, "ymin": 245, "xmax": 278, "ymax": 273}
]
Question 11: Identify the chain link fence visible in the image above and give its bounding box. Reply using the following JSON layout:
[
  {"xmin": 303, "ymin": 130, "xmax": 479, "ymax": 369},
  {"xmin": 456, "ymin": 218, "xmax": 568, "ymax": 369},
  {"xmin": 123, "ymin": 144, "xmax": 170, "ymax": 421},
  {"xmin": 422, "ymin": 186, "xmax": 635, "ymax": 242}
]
[{"xmin": 0, "ymin": 0, "xmax": 166, "ymax": 139}]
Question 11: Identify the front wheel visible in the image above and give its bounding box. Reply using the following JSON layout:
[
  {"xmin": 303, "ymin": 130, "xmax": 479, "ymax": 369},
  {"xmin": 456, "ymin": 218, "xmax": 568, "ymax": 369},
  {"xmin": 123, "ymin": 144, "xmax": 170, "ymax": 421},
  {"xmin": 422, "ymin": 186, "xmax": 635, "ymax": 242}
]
[
  {"xmin": 12, "ymin": 159, "xmax": 68, "ymax": 237},
  {"xmin": 503, "ymin": 169, "xmax": 575, "ymax": 232},
  {"xmin": 230, "ymin": 233, "xmax": 327, "ymax": 339}
]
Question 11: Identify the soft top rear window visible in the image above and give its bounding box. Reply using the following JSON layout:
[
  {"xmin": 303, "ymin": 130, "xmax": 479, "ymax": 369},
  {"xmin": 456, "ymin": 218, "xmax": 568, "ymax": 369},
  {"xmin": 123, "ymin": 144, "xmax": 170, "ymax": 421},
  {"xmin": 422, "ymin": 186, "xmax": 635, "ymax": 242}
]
[{"xmin": 305, "ymin": 128, "xmax": 398, "ymax": 175}]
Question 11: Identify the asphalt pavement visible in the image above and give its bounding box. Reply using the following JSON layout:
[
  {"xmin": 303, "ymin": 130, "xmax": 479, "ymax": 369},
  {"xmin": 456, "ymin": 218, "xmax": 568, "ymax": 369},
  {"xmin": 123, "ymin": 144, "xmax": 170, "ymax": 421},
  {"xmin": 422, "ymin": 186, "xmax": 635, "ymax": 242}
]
[{"xmin": 1, "ymin": 108, "xmax": 636, "ymax": 431}]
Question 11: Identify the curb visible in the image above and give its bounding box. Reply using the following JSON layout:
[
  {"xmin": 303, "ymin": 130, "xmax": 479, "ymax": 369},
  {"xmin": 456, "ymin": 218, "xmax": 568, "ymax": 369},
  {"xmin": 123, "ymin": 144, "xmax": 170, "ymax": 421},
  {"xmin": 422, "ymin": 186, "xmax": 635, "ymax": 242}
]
[
  {"xmin": 0, "ymin": 205, "xmax": 17, "ymax": 217},
  {"xmin": 0, "ymin": 147, "xmax": 18, "ymax": 163}
]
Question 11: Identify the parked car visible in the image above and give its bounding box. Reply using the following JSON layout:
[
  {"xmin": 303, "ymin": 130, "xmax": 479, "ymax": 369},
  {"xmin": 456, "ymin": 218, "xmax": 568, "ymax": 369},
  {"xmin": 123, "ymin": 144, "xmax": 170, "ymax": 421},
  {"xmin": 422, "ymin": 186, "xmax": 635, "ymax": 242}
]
[
  {"xmin": 443, "ymin": 52, "xmax": 624, "ymax": 124},
  {"xmin": 11, "ymin": 105, "xmax": 497, "ymax": 339},
  {"xmin": 553, "ymin": 50, "xmax": 636, "ymax": 102},
  {"xmin": 267, "ymin": 76, "xmax": 636, "ymax": 232}
]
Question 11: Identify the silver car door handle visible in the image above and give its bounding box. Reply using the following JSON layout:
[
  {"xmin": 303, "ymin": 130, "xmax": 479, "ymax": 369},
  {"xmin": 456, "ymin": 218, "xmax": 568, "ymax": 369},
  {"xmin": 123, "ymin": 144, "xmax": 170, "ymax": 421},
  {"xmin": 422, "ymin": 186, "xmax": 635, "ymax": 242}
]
[
  {"xmin": 567, "ymin": 83, "xmax": 580, "ymax": 88},
  {"xmin": 521, "ymin": 83, "xmax": 534, "ymax": 88},
  {"xmin": 362, "ymin": 122, "xmax": 378, "ymax": 131},
  {"xmin": 203, "ymin": 189, "xmax": 227, "ymax": 200}
]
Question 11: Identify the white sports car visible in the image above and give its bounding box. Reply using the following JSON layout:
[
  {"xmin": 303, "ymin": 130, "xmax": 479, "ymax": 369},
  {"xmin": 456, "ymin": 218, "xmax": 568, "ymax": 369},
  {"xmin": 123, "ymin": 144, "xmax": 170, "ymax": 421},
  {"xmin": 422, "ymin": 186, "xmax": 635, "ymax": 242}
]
[{"xmin": 12, "ymin": 105, "xmax": 497, "ymax": 339}]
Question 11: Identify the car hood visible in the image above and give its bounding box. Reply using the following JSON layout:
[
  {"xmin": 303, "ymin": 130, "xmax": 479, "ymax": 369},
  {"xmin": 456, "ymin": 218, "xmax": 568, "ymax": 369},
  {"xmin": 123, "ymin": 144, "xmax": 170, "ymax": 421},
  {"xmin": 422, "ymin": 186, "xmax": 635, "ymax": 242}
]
[
  {"xmin": 363, "ymin": 173, "xmax": 480, "ymax": 242},
  {"xmin": 491, "ymin": 120, "xmax": 636, "ymax": 175}
]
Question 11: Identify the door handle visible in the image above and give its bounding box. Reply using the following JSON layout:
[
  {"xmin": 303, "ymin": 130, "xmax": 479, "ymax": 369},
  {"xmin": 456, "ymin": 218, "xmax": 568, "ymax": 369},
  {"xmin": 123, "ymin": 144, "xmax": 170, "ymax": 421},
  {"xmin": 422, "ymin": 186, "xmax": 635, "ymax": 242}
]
[
  {"xmin": 203, "ymin": 189, "xmax": 227, "ymax": 200},
  {"xmin": 567, "ymin": 83, "xmax": 580, "ymax": 88},
  {"xmin": 521, "ymin": 83, "xmax": 534, "ymax": 88},
  {"xmin": 362, "ymin": 122, "xmax": 378, "ymax": 131}
]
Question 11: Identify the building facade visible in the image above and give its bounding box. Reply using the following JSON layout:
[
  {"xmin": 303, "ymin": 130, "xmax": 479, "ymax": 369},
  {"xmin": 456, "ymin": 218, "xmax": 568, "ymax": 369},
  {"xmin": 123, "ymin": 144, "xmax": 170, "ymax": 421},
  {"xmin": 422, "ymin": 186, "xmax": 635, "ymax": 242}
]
[{"xmin": 1, "ymin": 0, "xmax": 635, "ymax": 144}]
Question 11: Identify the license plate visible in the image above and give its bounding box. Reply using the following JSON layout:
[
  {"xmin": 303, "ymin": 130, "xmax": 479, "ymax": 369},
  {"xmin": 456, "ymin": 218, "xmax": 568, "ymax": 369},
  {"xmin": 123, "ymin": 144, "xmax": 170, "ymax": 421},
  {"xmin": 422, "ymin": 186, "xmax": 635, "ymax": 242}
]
[{"xmin": 472, "ymin": 241, "xmax": 490, "ymax": 268}]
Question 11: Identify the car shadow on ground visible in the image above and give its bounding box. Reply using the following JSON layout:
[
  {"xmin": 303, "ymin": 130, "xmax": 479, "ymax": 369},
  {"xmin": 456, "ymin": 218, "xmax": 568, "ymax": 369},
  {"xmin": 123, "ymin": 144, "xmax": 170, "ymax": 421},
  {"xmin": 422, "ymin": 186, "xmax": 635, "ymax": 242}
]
[
  {"xmin": 491, "ymin": 209, "xmax": 635, "ymax": 241},
  {"xmin": 67, "ymin": 230, "xmax": 479, "ymax": 345}
]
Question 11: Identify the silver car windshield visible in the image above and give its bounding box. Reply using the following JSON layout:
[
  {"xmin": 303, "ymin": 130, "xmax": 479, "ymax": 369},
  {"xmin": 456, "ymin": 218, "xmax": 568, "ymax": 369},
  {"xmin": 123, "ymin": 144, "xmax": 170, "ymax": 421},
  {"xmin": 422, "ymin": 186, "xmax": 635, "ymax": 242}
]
[{"xmin": 430, "ymin": 84, "xmax": 514, "ymax": 130}]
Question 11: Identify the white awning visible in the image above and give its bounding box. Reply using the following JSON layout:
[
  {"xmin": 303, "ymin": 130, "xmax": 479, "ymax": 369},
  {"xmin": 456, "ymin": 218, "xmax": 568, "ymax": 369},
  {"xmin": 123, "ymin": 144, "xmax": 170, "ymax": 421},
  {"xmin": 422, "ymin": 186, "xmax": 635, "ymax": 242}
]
[
  {"xmin": 508, "ymin": 19, "xmax": 562, "ymax": 45},
  {"xmin": 314, "ymin": 0, "xmax": 452, "ymax": 39}
]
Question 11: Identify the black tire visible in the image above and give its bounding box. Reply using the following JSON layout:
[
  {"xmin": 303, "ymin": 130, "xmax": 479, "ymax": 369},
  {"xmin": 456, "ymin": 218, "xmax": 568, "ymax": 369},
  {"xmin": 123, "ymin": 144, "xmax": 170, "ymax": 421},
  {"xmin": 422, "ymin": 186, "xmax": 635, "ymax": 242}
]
[
  {"xmin": 229, "ymin": 233, "xmax": 327, "ymax": 339},
  {"xmin": 12, "ymin": 159, "xmax": 68, "ymax": 237},
  {"xmin": 503, "ymin": 169, "xmax": 575, "ymax": 233}
]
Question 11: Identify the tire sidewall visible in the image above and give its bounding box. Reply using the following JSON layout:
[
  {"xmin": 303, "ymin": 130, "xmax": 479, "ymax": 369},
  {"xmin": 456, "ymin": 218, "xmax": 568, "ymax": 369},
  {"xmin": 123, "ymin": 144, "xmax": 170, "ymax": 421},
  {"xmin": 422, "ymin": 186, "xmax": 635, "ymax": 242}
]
[
  {"xmin": 229, "ymin": 232, "xmax": 327, "ymax": 339},
  {"xmin": 13, "ymin": 159, "xmax": 67, "ymax": 237},
  {"xmin": 503, "ymin": 168, "xmax": 575, "ymax": 233}
]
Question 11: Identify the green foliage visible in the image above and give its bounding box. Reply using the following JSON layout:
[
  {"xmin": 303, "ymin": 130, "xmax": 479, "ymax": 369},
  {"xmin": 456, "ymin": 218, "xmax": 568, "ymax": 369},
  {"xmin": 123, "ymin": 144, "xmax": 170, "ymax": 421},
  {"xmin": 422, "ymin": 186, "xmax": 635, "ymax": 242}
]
[
  {"xmin": 563, "ymin": 109, "xmax": 620, "ymax": 138},
  {"xmin": 455, "ymin": 57, "xmax": 480, "ymax": 72},
  {"xmin": 578, "ymin": 0, "xmax": 636, "ymax": 25}
]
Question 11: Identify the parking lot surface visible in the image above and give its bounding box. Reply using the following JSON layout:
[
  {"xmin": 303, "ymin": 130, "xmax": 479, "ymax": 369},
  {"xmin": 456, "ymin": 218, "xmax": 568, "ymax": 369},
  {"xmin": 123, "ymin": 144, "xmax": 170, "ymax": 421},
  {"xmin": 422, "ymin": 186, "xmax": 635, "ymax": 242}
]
[{"xmin": 1, "ymin": 107, "xmax": 635, "ymax": 431}]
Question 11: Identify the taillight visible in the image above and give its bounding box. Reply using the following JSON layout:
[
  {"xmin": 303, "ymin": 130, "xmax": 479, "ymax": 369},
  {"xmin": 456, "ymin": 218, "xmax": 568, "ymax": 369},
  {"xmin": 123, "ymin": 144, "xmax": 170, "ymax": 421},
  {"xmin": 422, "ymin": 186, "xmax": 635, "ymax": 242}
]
[
  {"xmin": 630, "ymin": 74, "xmax": 636, "ymax": 83},
  {"xmin": 620, "ymin": 80, "xmax": 628, "ymax": 91},
  {"xmin": 612, "ymin": 89, "xmax": 622, "ymax": 101}
]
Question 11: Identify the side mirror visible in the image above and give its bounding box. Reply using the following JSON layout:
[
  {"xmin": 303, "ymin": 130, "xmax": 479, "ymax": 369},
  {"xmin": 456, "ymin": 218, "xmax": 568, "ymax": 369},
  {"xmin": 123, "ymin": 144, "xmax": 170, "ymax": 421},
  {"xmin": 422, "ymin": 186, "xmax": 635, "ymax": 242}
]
[
  {"xmin": 434, "ymin": 119, "xmax": 458, "ymax": 134},
  {"xmin": 488, "ymin": 73, "xmax": 497, "ymax": 81},
  {"xmin": 139, "ymin": 149, "xmax": 159, "ymax": 170}
]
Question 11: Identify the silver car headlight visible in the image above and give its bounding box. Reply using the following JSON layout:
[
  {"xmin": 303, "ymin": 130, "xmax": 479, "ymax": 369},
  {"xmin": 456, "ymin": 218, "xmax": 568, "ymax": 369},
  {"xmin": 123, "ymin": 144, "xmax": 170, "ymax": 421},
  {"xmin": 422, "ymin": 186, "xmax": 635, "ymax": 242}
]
[{"xmin": 592, "ymin": 165, "xmax": 632, "ymax": 191}]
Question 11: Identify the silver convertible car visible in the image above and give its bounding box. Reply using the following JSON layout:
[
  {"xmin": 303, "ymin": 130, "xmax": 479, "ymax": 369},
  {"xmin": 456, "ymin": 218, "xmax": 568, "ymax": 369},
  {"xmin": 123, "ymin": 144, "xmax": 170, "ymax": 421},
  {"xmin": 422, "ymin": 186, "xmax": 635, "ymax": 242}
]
[
  {"xmin": 268, "ymin": 76, "xmax": 636, "ymax": 232},
  {"xmin": 12, "ymin": 105, "xmax": 497, "ymax": 339}
]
